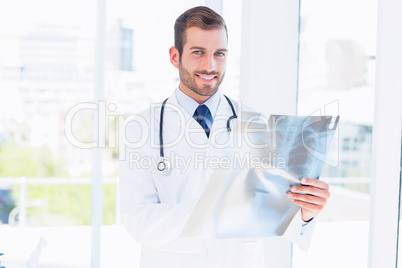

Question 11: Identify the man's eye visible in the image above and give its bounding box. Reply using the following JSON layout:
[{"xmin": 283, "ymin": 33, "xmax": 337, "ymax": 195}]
[
  {"xmin": 215, "ymin": 52, "xmax": 225, "ymax": 57},
  {"xmin": 193, "ymin": 51, "xmax": 202, "ymax": 55}
]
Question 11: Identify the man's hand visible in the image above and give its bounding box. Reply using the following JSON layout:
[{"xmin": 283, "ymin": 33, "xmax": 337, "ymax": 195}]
[{"xmin": 287, "ymin": 178, "xmax": 330, "ymax": 222}]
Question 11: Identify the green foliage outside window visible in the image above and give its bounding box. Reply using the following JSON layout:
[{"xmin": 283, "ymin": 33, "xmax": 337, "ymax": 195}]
[{"xmin": 0, "ymin": 144, "xmax": 117, "ymax": 226}]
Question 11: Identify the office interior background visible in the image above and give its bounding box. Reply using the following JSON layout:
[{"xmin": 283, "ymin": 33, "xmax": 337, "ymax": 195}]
[{"xmin": 0, "ymin": 0, "xmax": 401, "ymax": 267}]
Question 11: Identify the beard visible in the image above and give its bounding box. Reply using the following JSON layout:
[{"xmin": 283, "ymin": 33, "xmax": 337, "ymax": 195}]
[{"xmin": 178, "ymin": 61, "xmax": 225, "ymax": 97}]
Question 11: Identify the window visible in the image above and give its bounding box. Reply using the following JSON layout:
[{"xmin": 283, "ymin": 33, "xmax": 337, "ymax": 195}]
[{"xmin": 293, "ymin": 0, "xmax": 378, "ymax": 266}]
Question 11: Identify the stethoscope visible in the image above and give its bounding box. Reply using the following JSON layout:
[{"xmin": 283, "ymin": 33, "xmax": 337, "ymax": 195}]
[{"xmin": 157, "ymin": 95, "xmax": 238, "ymax": 175}]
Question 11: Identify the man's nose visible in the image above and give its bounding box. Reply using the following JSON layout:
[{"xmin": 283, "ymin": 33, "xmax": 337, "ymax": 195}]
[{"xmin": 201, "ymin": 55, "xmax": 216, "ymax": 72}]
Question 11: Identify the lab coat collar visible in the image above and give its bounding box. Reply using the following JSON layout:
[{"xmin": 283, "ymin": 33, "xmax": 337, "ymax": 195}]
[
  {"xmin": 161, "ymin": 91, "xmax": 193, "ymax": 129},
  {"xmin": 162, "ymin": 89, "xmax": 233, "ymax": 137},
  {"xmin": 209, "ymin": 95, "xmax": 234, "ymax": 134},
  {"xmin": 175, "ymin": 87, "xmax": 222, "ymax": 120}
]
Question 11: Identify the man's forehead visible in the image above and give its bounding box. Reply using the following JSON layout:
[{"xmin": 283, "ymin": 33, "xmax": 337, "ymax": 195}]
[{"xmin": 183, "ymin": 27, "xmax": 228, "ymax": 48}]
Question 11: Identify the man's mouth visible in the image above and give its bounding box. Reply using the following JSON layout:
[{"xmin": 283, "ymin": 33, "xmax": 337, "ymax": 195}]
[{"xmin": 196, "ymin": 74, "xmax": 217, "ymax": 82}]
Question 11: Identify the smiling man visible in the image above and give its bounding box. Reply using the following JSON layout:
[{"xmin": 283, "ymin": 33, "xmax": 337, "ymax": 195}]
[
  {"xmin": 120, "ymin": 6, "xmax": 330, "ymax": 268},
  {"xmin": 170, "ymin": 25, "xmax": 227, "ymax": 103}
]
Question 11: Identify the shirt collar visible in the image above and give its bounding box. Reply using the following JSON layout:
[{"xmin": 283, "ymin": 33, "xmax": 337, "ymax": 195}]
[{"xmin": 175, "ymin": 86, "xmax": 221, "ymax": 119}]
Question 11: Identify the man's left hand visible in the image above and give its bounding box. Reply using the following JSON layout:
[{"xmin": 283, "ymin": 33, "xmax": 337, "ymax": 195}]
[{"xmin": 287, "ymin": 178, "xmax": 330, "ymax": 222}]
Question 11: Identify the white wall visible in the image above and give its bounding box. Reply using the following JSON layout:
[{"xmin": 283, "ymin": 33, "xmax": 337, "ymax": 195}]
[
  {"xmin": 368, "ymin": 0, "xmax": 402, "ymax": 267},
  {"xmin": 240, "ymin": 0, "xmax": 300, "ymax": 116}
]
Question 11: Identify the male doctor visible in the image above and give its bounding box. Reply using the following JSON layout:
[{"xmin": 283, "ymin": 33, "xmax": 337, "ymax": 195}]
[{"xmin": 120, "ymin": 6, "xmax": 330, "ymax": 268}]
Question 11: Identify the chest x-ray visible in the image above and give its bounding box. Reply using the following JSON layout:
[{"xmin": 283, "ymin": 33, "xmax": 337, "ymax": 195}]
[{"xmin": 181, "ymin": 113, "xmax": 339, "ymax": 239}]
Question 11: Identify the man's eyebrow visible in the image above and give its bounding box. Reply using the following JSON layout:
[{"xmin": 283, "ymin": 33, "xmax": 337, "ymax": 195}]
[
  {"xmin": 189, "ymin": 46, "xmax": 228, "ymax": 52},
  {"xmin": 189, "ymin": 46, "xmax": 206, "ymax": 50}
]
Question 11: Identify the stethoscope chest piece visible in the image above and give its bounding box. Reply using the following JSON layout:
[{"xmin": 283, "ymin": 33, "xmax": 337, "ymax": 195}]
[{"xmin": 157, "ymin": 157, "xmax": 171, "ymax": 175}]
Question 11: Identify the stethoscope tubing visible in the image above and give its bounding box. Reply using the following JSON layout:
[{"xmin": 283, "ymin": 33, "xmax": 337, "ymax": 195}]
[
  {"xmin": 159, "ymin": 98, "xmax": 169, "ymax": 158},
  {"xmin": 158, "ymin": 95, "xmax": 237, "ymax": 174}
]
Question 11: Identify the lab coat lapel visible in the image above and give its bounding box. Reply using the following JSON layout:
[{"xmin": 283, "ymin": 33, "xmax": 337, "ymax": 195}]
[
  {"xmin": 203, "ymin": 96, "xmax": 235, "ymax": 185},
  {"xmin": 163, "ymin": 91, "xmax": 190, "ymax": 128},
  {"xmin": 162, "ymin": 90, "xmax": 209, "ymax": 146},
  {"xmin": 209, "ymin": 96, "xmax": 234, "ymax": 145}
]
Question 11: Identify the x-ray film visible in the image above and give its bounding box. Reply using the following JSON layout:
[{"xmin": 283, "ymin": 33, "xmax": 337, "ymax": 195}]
[{"xmin": 181, "ymin": 113, "xmax": 340, "ymax": 239}]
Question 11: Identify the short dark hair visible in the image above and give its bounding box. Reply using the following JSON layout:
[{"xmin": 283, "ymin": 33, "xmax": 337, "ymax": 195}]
[{"xmin": 174, "ymin": 6, "xmax": 228, "ymax": 58}]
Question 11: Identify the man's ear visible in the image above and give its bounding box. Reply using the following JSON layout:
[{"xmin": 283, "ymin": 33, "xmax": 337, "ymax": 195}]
[{"xmin": 169, "ymin": 46, "xmax": 180, "ymax": 68}]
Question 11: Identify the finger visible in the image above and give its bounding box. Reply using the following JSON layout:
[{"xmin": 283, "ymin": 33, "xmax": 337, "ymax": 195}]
[
  {"xmin": 291, "ymin": 199, "xmax": 325, "ymax": 213},
  {"xmin": 300, "ymin": 178, "xmax": 329, "ymax": 190},
  {"xmin": 287, "ymin": 192, "xmax": 327, "ymax": 206},
  {"xmin": 289, "ymin": 185, "xmax": 331, "ymax": 199}
]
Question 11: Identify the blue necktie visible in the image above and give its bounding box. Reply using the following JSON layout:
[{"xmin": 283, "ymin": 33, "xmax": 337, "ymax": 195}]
[{"xmin": 193, "ymin": 104, "xmax": 212, "ymax": 138}]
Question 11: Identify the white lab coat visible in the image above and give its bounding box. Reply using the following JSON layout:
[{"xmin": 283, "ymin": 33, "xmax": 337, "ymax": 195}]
[{"xmin": 119, "ymin": 90, "xmax": 316, "ymax": 268}]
